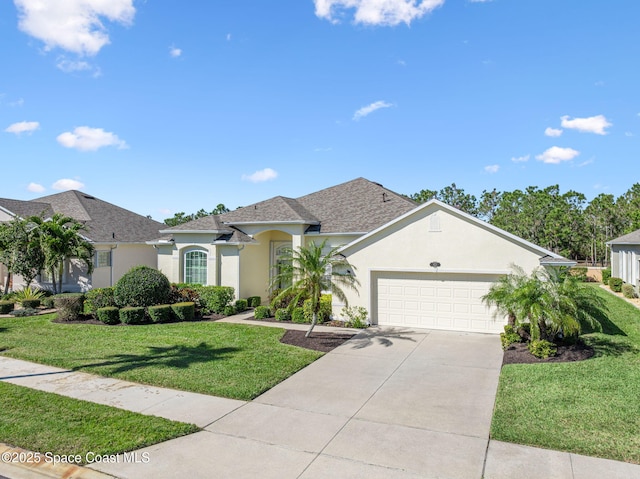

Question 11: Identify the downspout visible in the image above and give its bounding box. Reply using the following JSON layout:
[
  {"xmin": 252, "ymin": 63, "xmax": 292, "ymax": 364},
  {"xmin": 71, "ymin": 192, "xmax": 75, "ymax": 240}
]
[{"xmin": 109, "ymin": 244, "xmax": 118, "ymax": 287}]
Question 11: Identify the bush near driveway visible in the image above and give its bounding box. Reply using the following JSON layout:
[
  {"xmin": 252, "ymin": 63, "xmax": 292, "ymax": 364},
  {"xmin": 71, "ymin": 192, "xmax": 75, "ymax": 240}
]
[{"xmin": 114, "ymin": 266, "xmax": 172, "ymax": 308}]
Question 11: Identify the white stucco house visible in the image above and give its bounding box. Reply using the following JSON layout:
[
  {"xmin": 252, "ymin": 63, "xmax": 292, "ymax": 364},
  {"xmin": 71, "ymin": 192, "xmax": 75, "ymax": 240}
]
[
  {"xmin": 0, "ymin": 191, "xmax": 163, "ymax": 292},
  {"xmin": 607, "ymin": 229, "xmax": 640, "ymax": 289},
  {"xmin": 151, "ymin": 178, "xmax": 573, "ymax": 334}
]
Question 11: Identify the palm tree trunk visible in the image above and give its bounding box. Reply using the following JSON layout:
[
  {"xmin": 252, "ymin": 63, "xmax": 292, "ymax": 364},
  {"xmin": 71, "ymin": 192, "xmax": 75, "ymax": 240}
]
[
  {"xmin": 4, "ymin": 272, "xmax": 11, "ymax": 295},
  {"xmin": 306, "ymin": 312, "xmax": 318, "ymax": 338},
  {"xmin": 57, "ymin": 262, "xmax": 63, "ymax": 294},
  {"xmin": 51, "ymin": 266, "xmax": 58, "ymax": 294}
]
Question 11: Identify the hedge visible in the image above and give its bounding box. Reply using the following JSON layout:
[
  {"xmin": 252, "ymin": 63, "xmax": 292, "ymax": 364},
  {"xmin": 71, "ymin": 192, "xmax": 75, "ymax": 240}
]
[
  {"xmin": 0, "ymin": 301, "xmax": 15, "ymax": 314},
  {"xmin": 622, "ymin": 283, "xmax": 637, "ymax": 299},
  {"xmin": 291, "ymin": 307, "xmax": 306, "ymax": 324},
  {"xmin": 275, "ymin": 308, "xmax": 291, "ymax": 321},
  {"xmin": 193, "ymin": 286, "xmax": 235, "ymax": 314},
  {"xmin": 148, "ymin": 304, "xmax": 173, "ymax": 323},
  {"xmin": 235, "ymin": 299, "xmax": 248, "ymax": 313},
  {"xmin": 97, "ymin": 307, "xmax": 120, "ymax": 325},
  {"xmin": 602, "ymin": 268, "xmax": 612, "ymax": 285},
  {"xmin": 53, "ymin": 293, "xmax": 84, "ymax": 321},
  {"xmin": 609, "ymin": 277, "xmax": 623, "ymax": 293},
  {"xmin": 84, "ymin": 287, "xmax": 116, "ymax": 315},
  {"xmin": 247, "ymin": 296, "xmax": 261, "ymax": 307},
  {"xmin": 114, "ymin": 266, "xmax": 171, "ymax": 308},
  {"xmin": 171, "ymin": 302, "xmax": 195, "ymax": 322},
  {"xmin": 254, "ymin": 305, "xmax": 270, "ymax": 319},
  {"xmin": 20, "ymin": 299, "xmax": 41, "ymax": 309},
  {"xmin": 303, "ymin": 294, "xmax": 332, "ymax": 323},
  {"xmin": 119, "ymin": 306, "xmax": 146, "ymax": 325}
]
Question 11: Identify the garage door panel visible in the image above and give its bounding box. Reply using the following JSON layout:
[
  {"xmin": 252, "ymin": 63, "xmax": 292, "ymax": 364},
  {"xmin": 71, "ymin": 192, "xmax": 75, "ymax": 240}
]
[{"xmin": 376, "ymin": 274, "xmax": 504, "ymax": 333}]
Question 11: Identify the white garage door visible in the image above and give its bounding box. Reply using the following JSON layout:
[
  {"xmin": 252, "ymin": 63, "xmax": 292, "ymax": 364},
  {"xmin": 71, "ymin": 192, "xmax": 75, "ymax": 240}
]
[{"xmin": 375, "ymin": 273, "xmax": 504, "ymax": 333}]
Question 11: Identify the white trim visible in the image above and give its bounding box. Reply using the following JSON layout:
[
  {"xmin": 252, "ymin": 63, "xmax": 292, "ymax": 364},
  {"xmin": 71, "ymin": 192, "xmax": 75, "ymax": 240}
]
[
  {"xmin": 304, "ymin": 232, "xmax": 367, "ymax": 236},
  {"xmin": 183, "ymin": 247, "xmax": 208, "ymax": 284},
  {"xmin": 339, "ymin": 198, "xmax": 566, "ymax": 260},
  {"xmin": 369, "ymin": 267, "xmax": 510, "ymax": 275},
  {"xmin": 0, "ymin": 206, "xmax": 17, "ymax": 218},
  {"xmin": 223, "ymin": 221, "xmax": 319, "ymax": 226},
  {"xmin": 158, "ymin": 229, "xmax": 231, "ymax": 234}
]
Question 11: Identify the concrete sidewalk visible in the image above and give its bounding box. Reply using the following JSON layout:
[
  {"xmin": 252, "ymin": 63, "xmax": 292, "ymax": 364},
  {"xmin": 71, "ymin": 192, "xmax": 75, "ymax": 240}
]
[{"xmin": 1, "ymin": 326, "xmax": 639, "ymax": 478}]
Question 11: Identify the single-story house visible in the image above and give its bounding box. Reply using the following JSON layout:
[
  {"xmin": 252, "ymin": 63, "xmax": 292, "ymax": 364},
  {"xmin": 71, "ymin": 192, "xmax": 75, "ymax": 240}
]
[
  {"xmin": 151, "ymin": 178, "xmax": 573, "ymax": 333},
  {"xmin": 607, "ymin": 229, "xmax": 640, "ymax": 289},
  {"xmin": 0, "ymin": 190, "xmax": 163, "ymax": 292}
]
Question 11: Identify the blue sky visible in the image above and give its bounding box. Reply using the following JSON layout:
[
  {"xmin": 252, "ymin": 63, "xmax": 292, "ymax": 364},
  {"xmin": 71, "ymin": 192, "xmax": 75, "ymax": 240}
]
[{"xmin": 1, "ymin": 1, "xmax": 639, "ymax": 220}]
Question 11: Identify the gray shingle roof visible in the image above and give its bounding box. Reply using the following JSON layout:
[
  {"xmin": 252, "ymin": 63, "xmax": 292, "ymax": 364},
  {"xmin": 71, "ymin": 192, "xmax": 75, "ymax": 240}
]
[
  {"xmin": 218, "ymin": 178, "xmax": 416, "ymax": 234},
  {"xmin": 160, "ymin": 215, "xmax": 232, "ymax": 233},
  {"xmin": 0, "ymin": 198, "xmax": 53, "ymax": 219},
  {"xmin": 607, "ymin": 229, "xmax": 640, "ymax": 245},
  {"xmin": 26, "ymin": 190, "xmax": 164, "ymax": 243}
]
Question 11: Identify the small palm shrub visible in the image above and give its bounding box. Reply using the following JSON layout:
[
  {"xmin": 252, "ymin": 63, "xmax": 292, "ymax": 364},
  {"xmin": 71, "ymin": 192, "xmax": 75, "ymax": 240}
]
[
  {"xmin": 119, "ymin": 306, "xmax": 146, "ymax": 325},
  {"xmin": 254, "ymin": 305, "xmax": 270, "ymax": 319},
  {"xmin": 609, "ymin": 277, "xmax": 623, "ymax": 293},
  {"xmin": 171, "ymin": 302, "xmax": 195, "ymax": 321},
  {"xmin": 0, "ymin": 301, "xmax": 14, "ymax": 314},
  {"xmin": 97, "ymin": 307, "xmax": 120, "ymax": 325},
  {"xmin": 622, "ymin": 284, "xmax": 637, "ymax": 299},
  {"xmin": 528, "ymin": 339, "xmax": 557, "ymax": 359},
  {"xmin": 148, "ymin": 304, "xmax": 172, "ymax": 323},
  {"xmin": 54, "ymin": 293, "xmax": 84, "ymax": 321},
  {"xmin": 14, "ymin": 286, "xmax": 45, "ymax": 304},
  {"xmin": 275, "ymin": 308, "xmax": 291, "ymax": 321},
  {"xmin": 114, "ymin": 266, "xmax": 171, "ymax": 308}
]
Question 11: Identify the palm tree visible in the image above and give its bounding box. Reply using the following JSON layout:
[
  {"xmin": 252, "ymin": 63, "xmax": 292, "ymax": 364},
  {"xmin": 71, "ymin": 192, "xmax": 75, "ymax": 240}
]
[
  {"xmin": 31, "ymin": 214, "xmax": 94, "ymax": 294},
  {"xmin": 482, "ymin": 264, "xmax": 528, "ymax": 327},
  {"xmin": 269, "ymin": 239, "xmax": 360, "ymax": 337}
]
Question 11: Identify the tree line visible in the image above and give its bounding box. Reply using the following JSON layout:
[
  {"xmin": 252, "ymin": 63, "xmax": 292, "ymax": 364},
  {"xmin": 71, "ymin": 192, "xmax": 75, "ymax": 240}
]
[{"xmin": 409, "ymin": 183, "xmax": 640, "ymax": 264}]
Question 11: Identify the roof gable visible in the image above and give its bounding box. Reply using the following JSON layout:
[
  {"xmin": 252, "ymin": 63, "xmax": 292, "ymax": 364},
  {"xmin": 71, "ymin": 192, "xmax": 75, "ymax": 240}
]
[
  {"xmin": 220, "ymin": 196, "xmax": 319, "ymax": 224},
  {"xmin": 0, "ymin": 198, "xmax": 53, "ymax": 219},
  {"xmin": 607, "ymin": 229, "xmax": 640, "ymax": 245},
  {"xmin": 160, "ymin": 214, "xmax": 233, "ymax": 233}
]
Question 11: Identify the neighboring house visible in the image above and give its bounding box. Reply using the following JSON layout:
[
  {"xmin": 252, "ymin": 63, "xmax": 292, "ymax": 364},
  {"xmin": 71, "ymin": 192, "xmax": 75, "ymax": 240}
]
[
  {"xmin": 0, "ymin": 190, "xmax": 163, "ymax": 292},
  {"xmin": 152, "ymin": 177, "xmax": 573, "ymax": 333},
  {"xmin": 607, "ymin": 229, "xmax": 640, "ymax": 289}
]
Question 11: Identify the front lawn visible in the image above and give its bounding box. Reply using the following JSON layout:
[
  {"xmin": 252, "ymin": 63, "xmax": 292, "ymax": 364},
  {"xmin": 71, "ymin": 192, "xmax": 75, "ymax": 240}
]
[
  {"xmin": 0, "ymin": 381, "xmax": 198, "ymax": 461},
  {"xmin": 491, "ymin": 285, "xmax": 640, "ymax": 464},
  {"xmin": 0, "ymin": 316, "xmax": 322, "ymax": 400}
]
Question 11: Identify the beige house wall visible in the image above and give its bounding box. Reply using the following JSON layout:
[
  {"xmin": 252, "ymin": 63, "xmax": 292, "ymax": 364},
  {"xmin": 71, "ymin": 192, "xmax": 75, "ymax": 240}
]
[
  {"xmin": 610, "ymin": 245, "xmax": 640, "ymax": 287},
  {"xmin": 338, "ymin": 204, "xmax": 549, "ymax": 319},
  {"xmin": 91, "ymin": 244, "xmax": 158, "ymax": 289}
]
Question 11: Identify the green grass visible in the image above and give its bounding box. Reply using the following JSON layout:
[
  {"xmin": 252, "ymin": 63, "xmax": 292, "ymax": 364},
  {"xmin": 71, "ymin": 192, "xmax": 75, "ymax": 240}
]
[
  {"xmin": 0, "ymin": 381, "xmax": 198, "ymax": 461},
  {"xmin": 491, "ymin": 285, "xmax": 640, "ymax": 464},
  {"xmin": 0, "ymin": 316, "xmax": 322, "ymax": 400}
]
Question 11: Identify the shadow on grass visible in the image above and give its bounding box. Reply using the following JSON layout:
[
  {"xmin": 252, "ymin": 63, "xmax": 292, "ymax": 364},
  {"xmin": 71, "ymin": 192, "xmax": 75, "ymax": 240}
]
[
  {"xmin": 582, "ymin": 307, "xmax": 627, "ymax": 337},
  {"xmin": 586, "ymin": 335, "xmax": 639, "ymax": 358},
  {"xmin": 348, "ymin": 327, "xmax": 418, "ymax": 349},
  {"xmin": 74, "ymin": 342, "xmax": 240, "ymax": 374}
]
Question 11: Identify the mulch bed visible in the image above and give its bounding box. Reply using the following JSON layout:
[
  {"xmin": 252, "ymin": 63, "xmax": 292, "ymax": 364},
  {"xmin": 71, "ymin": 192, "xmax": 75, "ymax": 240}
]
[
  {"xmin": 502, "ymin": 341, "xmax": 594, "ymax": 365},
  {"xmin": 279, "ymin": 329, "xmax": 357, "ymax": 352}
]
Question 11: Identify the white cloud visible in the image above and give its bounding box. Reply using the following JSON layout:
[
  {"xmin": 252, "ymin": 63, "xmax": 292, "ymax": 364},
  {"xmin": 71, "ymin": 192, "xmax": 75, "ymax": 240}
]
[
  {"xmin": 353, "ymin": 100, "xmax": 393, "ymax": 121},
  {"xmin": 511, "ymin": 154, "xmax": 530, "ymax": 163},
  {"xmin": 10, "ymin": 98, "xmax": 24, "ymax": 107},
  {"xmin": 535, "ymin": 146, "xmax": 580, "ymax": 164},
  {"xmin": 625, "ymin": 132, "xmax": 634, "ymax": 137},
  {"xmin": 57, "ymin": 126, "xmax": 128, "ymax": 151},
  {"xmin": 578, "ymin": 158, "xmax": 595, "ymax": 167},
  {"xmin": 56, "ymin": 57, "xmax": 92, "ymax": 72},
  {"xmin": 27, "ymin": 182, "xmax": 45, "ymax": 193},
  {"xmin": 52, "ymin": 178, "xmax": 85, "ymax": 191},
  {"xmin": 560, "ymin": 115, "xmax": 612, "ymax": 135},
  {"xmin": 5, "ymin": 121, "xmax": 40, "ymax": 135},
  {"xmin": 314, "ymin": 0, "xmax": 444, "ymax": 26},
  {"xmin": 484, "ymin": 164, "xmax": 499, "ymax": 173},
  {"xmin": 14, "ymin": 0, "xmax": 135, "ymax": 56},
  {"xmin": 169, "ymin": 46, "xmax": 182, "ymax": 57},
  {"xmin": 242, "ymin": 168, "xmax": 278, "ymax": 183},
  {"xmin": 226, "ymin": 33, "xmax": 232, "ymax": 41},
  {"xmin": 544, "ymin": 127, "xmax": 563, "ymax": 137}
]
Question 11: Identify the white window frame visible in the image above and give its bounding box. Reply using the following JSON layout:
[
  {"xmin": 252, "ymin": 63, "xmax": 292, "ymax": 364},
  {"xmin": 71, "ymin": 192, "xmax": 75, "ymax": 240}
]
[
  {"xmin": 184, "ymin": 249, "xmax": 208, "ymax": 285},
  {"xmin": 95, "ymin": 250, "xmax": 111, "ymax": 268}
]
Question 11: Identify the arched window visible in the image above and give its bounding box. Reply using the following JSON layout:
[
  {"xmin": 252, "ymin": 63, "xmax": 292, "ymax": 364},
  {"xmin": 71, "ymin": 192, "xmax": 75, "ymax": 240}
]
[{"xmin": 184, "ymin": 250, "xmax": 207, "ymax": 285}]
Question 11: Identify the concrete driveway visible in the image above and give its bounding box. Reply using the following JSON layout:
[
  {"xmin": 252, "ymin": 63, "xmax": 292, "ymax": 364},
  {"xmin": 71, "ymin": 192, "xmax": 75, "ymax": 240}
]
[{"xmin": 92, "ymin": 327, "xmax": 503, "ymax": 479}]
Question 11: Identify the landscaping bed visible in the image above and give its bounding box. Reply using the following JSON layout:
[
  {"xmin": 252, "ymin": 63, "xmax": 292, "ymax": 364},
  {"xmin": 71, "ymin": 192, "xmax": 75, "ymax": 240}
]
[
  {"xmin": 502, "ymin": 341, "xmax": 594, "ymax": 365},
  {"xmin": 279, "ymin": 330, "xmax": 357, "ymax": 352}
]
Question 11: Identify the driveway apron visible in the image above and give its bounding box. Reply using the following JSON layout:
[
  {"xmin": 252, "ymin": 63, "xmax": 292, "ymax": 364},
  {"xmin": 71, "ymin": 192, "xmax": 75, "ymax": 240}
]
[{"xmin": 91, "ymin": 327, "xmax": 503, "ymax": 479}]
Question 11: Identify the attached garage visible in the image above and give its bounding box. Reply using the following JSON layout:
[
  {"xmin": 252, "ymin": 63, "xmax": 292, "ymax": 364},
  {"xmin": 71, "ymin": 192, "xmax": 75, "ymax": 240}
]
[
  {"xmin": 374, "ymin": 272, "xmax": 502, "ymax": 333},
  {"xmin": 336, "ymin": 199, "xmax": 574, "ymax": 335}
]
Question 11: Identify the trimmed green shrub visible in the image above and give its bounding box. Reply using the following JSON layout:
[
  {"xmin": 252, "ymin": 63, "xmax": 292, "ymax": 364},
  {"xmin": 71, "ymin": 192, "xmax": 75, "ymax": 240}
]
[
  {"xmin": 114, "ymin": 266, "xmax": 171, "ymax": 308},
  {"xmin": 194, "ymin": 286, "xmax": 235, "ymax": 314},
  {"xmin": 0, "ymin": 301, "xmax": 14, "ymax": 314},
  {"xmin": 53, "ymin": 293, "xmax": 85, "ymax": 321},
  {"xmin": 84, "ymin": 287, "xmax": 116, "ymax": 315},
  {"xmin": 291, "ymin": 307, "xmax": 307, "ymax": 324},
  {"xmin": 41, "ymin": 296, "xmax": 55, "ymax": 309},
  {"xmin": 97, "ymin": 307, "xmax": 120, "ymax": 325},
  {"xmin": 247, "ymin": 296, "xmax": 261, "ymax": 308},
  {"xmin": 609, "ymin": 277, "xmax": 623, "ymax": 293},
  {"xmin": 275, "ymin": 308, "xmax": 291, "ymax": 321},
  {"xmin": 622, "ymin": 283, "xmax": 637, "ymax": 299},
  {"xmin": 223, "ymin": 305, "xmax": 236, "ymax": 316},
  {"xmin": 303, "ymin": 294, "xmax": 332, "ymax": 323},
  {"xmin": 10, "ymin": 308, "xmax": 38, "ymax": 317},
  {"xmin": 148, "ymin": 304, "xmax": 173, "ymax": 323},
  {"xmin": 602, "ymin": 268, "xmax": 611, "ymax": 285},
  {"xmin": 528, "ymin": 339, "xmax": 557, "ymax": 359},
  {"xmin": 341, "ymin": 306, "xmax": 369, "ymax": 328},
  {"xmin": 500, "ymin": 324, "xmax": 522, "ymax": 350},
  {"xmin": 20, "ymin": 299, "xmax": 41, "ymax": 309},
  {"xmin": 254, "ymin": 305, "xmax": 270, "ymax": 319},
  {"xmin": 269, "ymin": 288, "xmax": 306, "ymax": 310},
  {"xmin": 235, "ymin": 299, "xmax": 248, "ymax": 312},
  {"xmin": 119, "ymin": 306, "xmax": 146, "ymax": 325},
  {"xmin": 171, "ymin": 302, "xmax": 195, "ymax": 322},
  {"xmin": 169, "ymin": 285, "xmax": 202, "ymax": 308}
]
